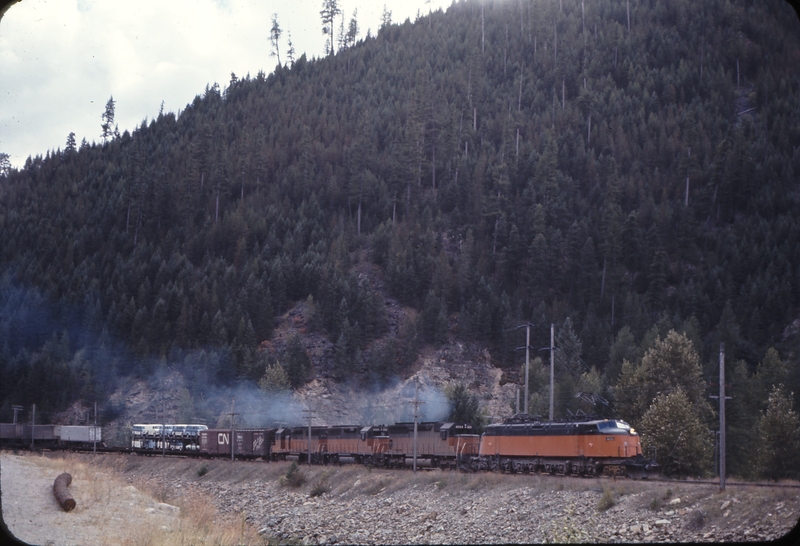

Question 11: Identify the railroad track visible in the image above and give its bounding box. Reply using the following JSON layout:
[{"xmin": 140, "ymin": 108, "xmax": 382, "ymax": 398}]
[
  {"xmin": 6, "ymin": 446, "xmax": 800, "ymax": 488},
  {"xmin": 644, "ymin": 477, "xmax": 800, "ymax": 489}
]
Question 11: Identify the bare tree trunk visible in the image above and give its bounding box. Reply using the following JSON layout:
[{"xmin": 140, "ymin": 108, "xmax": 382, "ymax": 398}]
[
  {"xmin": 215, "ymin": 183, "xmax": 220, "ymax": 224},
  {"xmin": 600, "ymin": 257, "xmax": 606, "ymax": 298},
  {"xmin": 504, "ymin": 25, "xmax": 509, "ymax": 77},
  {"xmin": 467, "ymin": 67, "xmax": 472, "ymax": 105},
  {"xmin": 582, "ymin": 0, "xmax": 585, "ymax": 39},
  {"xmin": 685, "ymin": 147, "xmax": 691, "ymax": 207},
  {"xmin": 587, "ymin": 112, "xmax": 592, "ymax": 145},
  {"xmin": 406, "ymin": 179, "xmax": 411, "ymax": 219},
  {"xmin": 134, "ymin": 202, "xmax": 142, "ymax": 246},
  {"xmin": 431, "ymin": 142, "xmax": 436, "ymax": 191},
  {"xmin": 627, "ymin": 0, "xmax": 631, "ymax": 32},
  {"xmin": 554, "ymin": 20, "xmax": 557, "ymax": 65}
]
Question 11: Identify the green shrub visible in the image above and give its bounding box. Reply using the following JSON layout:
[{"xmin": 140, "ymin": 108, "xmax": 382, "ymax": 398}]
[
  {"xmin": 279, "ymin": 461, "xmax": 306, "ymax": 488},
  {"xmin": 309, "ymin": 479, "xmax": 330, "ymax": 497},
  {"xmin": 648, "ymin": 495, "xmax": 663, "ymax": 511},
  {"xmin": 597, "ymin": 487, "xmax": 616, "ymax": 512}
]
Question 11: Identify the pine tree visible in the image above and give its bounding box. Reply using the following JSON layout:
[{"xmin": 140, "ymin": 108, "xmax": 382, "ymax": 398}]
[
  {"xmin": 755, "ymin": 386, "xmax": 800, "ymax": 481},
  {"xmin": 258, "ymin": 362, "xmax": 292, "ymax": 394},
  {"xmin": 0, "ymin": 152, "xmax": 10, "ymax": 177},
  {"xmin": 320, "ymin": 0, "xmax": 342, "ymax": 56},
  {"xmin": 639, "ymin": 389, "xmax": 713, "ymax": 477},
  {"xmin": 101, "ymin": 96, "xmax": 117, "ymax": 143},
  {"xmin": 65, "ymin": 133, "xmax": 77, "ymax": 154},
  {"xmin": 446, "ymin": 382, "xmax": 484, "ymax": 431},
  {"xmin": 270, "ymin": 13, "xmax": 282, "ymax": 66},
  {"xmin": 613, "ymin": 330, "xmax": 710, "ymax": 425}
]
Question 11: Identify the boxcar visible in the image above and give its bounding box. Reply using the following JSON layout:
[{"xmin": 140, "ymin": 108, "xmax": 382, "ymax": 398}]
[
  {"xmin": 198, "ymin": 428, "xmax": 274, "ymax": 460},
  {"xmin": 57, "ymin": 425, "xmax": 102, "ymax": 444},
  {"xmin": 0, "ymin": 424, "xmax": 57, "ymax": 446}
]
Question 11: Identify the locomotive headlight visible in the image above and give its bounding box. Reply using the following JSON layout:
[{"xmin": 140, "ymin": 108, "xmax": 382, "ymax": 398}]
[{"xmin": 630, "ymin": 428, "xmax": 637, "ymax": 435}]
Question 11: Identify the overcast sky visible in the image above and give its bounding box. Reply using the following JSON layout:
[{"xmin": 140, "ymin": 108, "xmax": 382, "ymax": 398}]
[{"xmin": 0, "ymin": 0, "xmax": 453, "ymax": 168}]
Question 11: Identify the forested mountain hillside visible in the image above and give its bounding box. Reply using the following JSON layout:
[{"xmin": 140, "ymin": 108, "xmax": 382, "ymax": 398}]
[{"xmin": 1, "ymin": 0, "xmax": 800, "ymax": 477}]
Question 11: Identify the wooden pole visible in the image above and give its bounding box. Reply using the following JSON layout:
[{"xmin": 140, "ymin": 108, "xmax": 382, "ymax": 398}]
[
  {"xmin": 413, "ymin": 382, "xmax": 419, "ymax": 472},
  {"xmin": 524, "ymin": 324, "xmax": 530, "ymax": 414},
  {"xmin": 53, "ymin": 473, "xmax": 76, "ymax": 512},
  {"xmin": 31, "ymin": 404, "xmax": 36, "ymax": 451},
  {"xmin": 550, "ymin": 324, "xmax": 555, "ymax": 421},
  {"xmin": 719, "ymin": 343, "xmax": 726, "ymax": 491}
]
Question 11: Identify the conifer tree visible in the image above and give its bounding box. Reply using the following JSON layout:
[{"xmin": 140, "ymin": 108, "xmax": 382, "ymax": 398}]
[
  {"xmin": 270, "ymin": 13, "xmax": 282, "ymax": 65},
  {"xmin": 755, "ymin": 386, "xmax": 800, "ymax": 481},
  {"xmin": 320, "ymin": 0, "xmax": 342, "ymax": 56},
  {"xmin": 101, "ymin": 96, "xmax": 117, "ymax": 143},
  {"xmin": 0, "ymin": 152, "xmax": 10, "ymax": 177},
  {"xmin": 639, "ymin": 389, "xmax": 713, "ymax": 477}
]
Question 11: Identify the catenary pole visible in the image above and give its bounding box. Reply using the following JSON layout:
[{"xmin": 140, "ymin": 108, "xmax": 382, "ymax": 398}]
[
  {"xmin": 525, "ymin": 324, "xmax": 530, "ymax": 414},
  {"xmin": 550, "ymin": 323, "xmax": 555, "ymax": 421},
  {"xmin": 720, "ymin": 343, "xmax": 726, "ymax": 491}
]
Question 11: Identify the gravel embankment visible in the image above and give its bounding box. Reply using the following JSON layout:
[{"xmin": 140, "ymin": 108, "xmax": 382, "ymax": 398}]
[{"xmin": 129, "ymin": 457, "xmax": 800, "ymax": 545}]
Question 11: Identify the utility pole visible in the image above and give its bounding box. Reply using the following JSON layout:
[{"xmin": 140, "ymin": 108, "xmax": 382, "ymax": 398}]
[
  {"xmin": 162, "ymin": 401, "xmax": 166, "ymax": 457},
  {"xmin": 30, "ymin": 404, "xmax": 36, "ymax": 451},
  {"xmin": 515, "ymin": 323, "xmax": 534, "ymax": 414},
  {"xmin": 227, "ymin": 398, "xmax": 239, "ymax": 462},
  {"xmin": 409, "ymin": 380, "xmax": 425, "ymax": 472},
  {"xmin": 302, "ymin": 408, "xmax": 315, "ymax": 465},
  {"xmin": 550, "ymin": 323, "xmax": 555, "ymax": 422},
  {"xmin": 685, "ymin": 147, "xmax": 691, "ymax": 207},
  {"xmin": 11, "ymin": 405, "xmax": 22, "ymax": 425},
  {"xmin": 710, "ymin": 343, "xmax": 731, "ymax": 491},
  {"xmin": 719, "ymin": 344, "xmax": 728, "ymax": 491}
]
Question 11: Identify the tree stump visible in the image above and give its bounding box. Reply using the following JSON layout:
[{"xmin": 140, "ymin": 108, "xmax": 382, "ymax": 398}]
[{"xmin": 53, "ymin": 473, "xmax": 76, "ymax": 512}]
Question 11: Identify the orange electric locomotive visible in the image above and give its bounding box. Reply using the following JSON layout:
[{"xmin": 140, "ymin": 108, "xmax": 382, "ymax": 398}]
[{"xmin": 464, "ymin": 414, "xmax": 657, "ymax": 478}]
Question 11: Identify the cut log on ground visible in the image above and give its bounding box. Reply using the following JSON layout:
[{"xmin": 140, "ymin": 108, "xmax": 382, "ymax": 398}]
[{"xmin": 53, "ymin": 472, "xmax": 76, "ymax": 512}]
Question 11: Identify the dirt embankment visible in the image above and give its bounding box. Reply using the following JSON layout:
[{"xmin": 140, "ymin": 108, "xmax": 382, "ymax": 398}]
[{"xmin": 3, "ymin": 451, "xmax": 799, "ymax": 545}]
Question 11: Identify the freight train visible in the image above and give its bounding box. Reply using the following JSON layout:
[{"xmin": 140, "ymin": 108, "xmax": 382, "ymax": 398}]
[
  {"xmin": 121, "ymin": 414, "xmax": 656, "ymax": 478},
  {"xmin": 0, "ymin": 423, "xmax": 102, "ymax": 449},
  {"xmin": 0, "ymin": 414, "xmax": 657, "ymax": 478}
]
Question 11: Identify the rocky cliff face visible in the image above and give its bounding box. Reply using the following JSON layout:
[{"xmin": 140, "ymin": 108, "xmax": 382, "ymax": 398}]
[
  {"xmin": 295, "ymin": 340, "xmax": 515, "ymax": 426},
  {"xmin": 94, "ymin": 285, "xmax": 519, "ymax": 441}
]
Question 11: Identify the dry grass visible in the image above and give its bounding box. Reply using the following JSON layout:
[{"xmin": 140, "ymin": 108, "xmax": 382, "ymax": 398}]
[
  {"xmin": 20, "ymin": 452, "xmax": 265, "ymax": 546},
  {"xmin": 120, "ymin": 496, "xmax": 262, "ymax": 546}
]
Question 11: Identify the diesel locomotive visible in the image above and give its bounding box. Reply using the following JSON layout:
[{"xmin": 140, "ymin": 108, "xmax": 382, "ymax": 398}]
[{"xmin": 468, "ymin": 414, "xmax": 656, "ymax": 478}]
